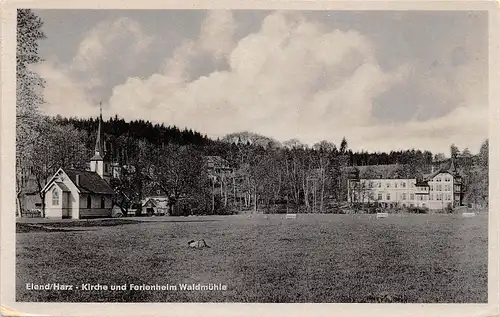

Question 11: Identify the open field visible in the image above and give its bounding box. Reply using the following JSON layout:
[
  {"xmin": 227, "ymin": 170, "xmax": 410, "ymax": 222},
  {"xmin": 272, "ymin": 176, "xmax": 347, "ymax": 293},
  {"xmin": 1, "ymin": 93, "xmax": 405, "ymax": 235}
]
[{"xmin": 16, "ymin": 213, "xmax": 488, "ymax": 303}]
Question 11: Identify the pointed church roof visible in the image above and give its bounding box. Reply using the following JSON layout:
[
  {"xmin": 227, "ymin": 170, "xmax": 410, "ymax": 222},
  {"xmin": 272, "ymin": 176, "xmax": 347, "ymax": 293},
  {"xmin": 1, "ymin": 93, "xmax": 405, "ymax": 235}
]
[{"xmin": 91, "ymin": 103, "xmax": 106, "ymax": 161}]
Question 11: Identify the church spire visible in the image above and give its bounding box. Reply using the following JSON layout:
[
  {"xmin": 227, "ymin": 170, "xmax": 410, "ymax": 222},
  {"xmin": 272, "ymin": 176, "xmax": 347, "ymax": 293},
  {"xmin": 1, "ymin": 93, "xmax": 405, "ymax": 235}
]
[
  {"xmin": 93, "ymin": 102, "xmax": 104, "ymax": 159},
  {"xmin": 89, "ymin": 102, "xmax": 111, "ymax": 182}
]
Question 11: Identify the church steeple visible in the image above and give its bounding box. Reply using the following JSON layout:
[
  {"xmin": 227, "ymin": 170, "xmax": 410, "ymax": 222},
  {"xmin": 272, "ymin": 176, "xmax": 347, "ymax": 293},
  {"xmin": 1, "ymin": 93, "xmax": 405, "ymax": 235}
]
[
  {"xmin": 89, "ymin": 102, "xmax": 111, "ymax": 183},
  {"xmin": 94, "ymin": 103, "xmax": 103, "ymax": 158}
]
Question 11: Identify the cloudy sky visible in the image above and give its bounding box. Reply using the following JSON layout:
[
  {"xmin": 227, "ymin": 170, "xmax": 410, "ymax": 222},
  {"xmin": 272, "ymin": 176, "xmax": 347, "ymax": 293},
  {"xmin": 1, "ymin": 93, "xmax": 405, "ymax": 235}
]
[{"xmin": 31, "ymin": 9, "xmax": 489, "ymax": 154}]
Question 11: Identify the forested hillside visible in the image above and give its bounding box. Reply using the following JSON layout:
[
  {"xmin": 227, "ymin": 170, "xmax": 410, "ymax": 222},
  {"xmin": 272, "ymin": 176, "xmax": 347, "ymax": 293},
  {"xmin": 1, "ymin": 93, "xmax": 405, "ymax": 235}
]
[{"xmin": 32, "ymin": 115, "xmax": 488, "ymax": 214}]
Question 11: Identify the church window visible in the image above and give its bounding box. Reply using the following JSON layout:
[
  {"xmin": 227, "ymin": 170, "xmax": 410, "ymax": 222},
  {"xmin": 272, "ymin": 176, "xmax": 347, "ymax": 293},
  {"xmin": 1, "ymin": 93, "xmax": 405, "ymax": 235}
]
[
  {"xmin": 87, "ymin": 195, "xmax": 92, "ymax": 208},
  {"xmin": 52, "ymin": 188, "xmax": 59, "ymax": 206}
]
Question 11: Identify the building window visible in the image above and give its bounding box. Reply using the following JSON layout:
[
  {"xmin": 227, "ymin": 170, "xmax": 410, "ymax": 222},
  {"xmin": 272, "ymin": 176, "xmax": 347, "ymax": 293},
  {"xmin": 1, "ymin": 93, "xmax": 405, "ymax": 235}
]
[
  {"xmin": 430, "ymin": 194, "xmax": 434, "ymax": 200},
  {"xmin": 436, "ymin": 184, "xmax": 441, "ymax": 191},
  {"xmin": 386, "ymin": 193, "xmax": 391, "ymax": 200},
  {"xmin": 445, "ymin": 177, "xmax": 450, "ymax": 182},
  {"xmin": 447, "ymin": 194, "xmax": 451, "ymax": 201},
  {"xmin": 378, "ymin": 193, "xmax": 382, "ymax": 200},
  {"xmin": 402, "ymin": 182, "xmax": 406, "ymax": 188},
  {"xmin": 402, "ymin": 193, "xmax": 407, "ymax": 200},
  {"xmin": 105, "ymin": 164, "xmax": 108, "ymax": 173},
  {"xmin": 436, "ymin": 177, "xmax": 441, "ymax": 182},
  {"xmin": 378, "ymin": 182, "xmax": 381, "ymax": 188},
  {"xmin": 437, "ymin": 194, "xmax": 442, "ymax": 201},
  {"xmin": 52, "ymin": 188, "xmax": 59, "ymax": 206},
  {"xmin": 387, "ymin": 183, "xmax": 391, "ymax": 188},
  {"xmin": 87, "ymin": 195, "xmax": 92, "ymax": 208},
  {"xmin": 395, "ymin": 182, "xmax": 398, "ymax": 188},
  {"xmin": 101, "ymin": 196, "xmax": 105, "ymax": 209},
  {"xmin": 410, "ymin": 193, "xmax": 415, "ymax": 200}
]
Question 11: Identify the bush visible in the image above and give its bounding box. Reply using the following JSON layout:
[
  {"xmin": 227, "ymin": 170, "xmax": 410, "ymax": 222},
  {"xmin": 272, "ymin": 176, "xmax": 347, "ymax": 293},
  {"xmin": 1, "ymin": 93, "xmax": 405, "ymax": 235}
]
[
  {"xmin": 446, "ymin": 203, "xmax": 454, "ymax": 213},
  {"xmin": 406, "ymin": 206, "xmax": 429, "ymax": 214}
]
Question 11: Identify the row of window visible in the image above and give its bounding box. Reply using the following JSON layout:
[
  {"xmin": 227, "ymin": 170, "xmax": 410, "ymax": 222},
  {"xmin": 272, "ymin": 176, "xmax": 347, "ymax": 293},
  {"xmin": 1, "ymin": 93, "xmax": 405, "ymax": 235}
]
[
  {"xmin": 363, "ymin": 175, "xmax": 454, "ymax": 189},
  {"xmin": 366, "ymin": 181, "xmax": 412, "ymax": 189},
  {"xmin": 375, "ymin": 192, "xmax": 453, "ymax": 201},
  {"xmin": 429, "ymin": 184, "xmax": 453, "ymax": 191},
  {"xmin": 434, "ymin": 177, "xmax": 452, "ymax": 182}
]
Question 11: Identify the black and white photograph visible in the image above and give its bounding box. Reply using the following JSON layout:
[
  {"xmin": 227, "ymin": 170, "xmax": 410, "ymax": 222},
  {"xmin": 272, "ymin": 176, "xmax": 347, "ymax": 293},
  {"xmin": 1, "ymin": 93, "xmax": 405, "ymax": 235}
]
[{"xmin": 1, "ymin": 1, "xmax": 499, "ymax": 316}]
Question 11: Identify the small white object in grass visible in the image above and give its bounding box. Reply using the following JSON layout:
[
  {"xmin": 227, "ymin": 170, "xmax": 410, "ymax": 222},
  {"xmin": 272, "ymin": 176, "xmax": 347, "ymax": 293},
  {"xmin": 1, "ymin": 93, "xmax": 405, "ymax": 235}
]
[
  {"xmin": 376, "ymin": 212, "xmax": 389, "ymax": 218},
  {"xmin": 285, "ymin": 214, "xmax": 297, "ymax": 219},
  {"xmin": 188, "ymin": 239, "xmax": 210, "ymax": 248},
  {"xmin": 462, "ymin": 212, "xmax": 475, "ymax": 217}
]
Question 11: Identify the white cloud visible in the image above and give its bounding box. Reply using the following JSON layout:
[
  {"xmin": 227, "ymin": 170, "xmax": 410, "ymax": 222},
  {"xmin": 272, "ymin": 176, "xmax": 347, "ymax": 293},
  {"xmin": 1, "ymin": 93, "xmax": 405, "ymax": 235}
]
[
  {"xmin": 351, "ymin": 106, "xmax": 488, "ymax": 154},
  {"xmin": 36, "ymin": 11, "xmax": 488, "ymax": 154},
  {"xmin": 198, "ymin": 10, "xmax": 236, "ymax": 59},
  {"xmin": 108, "ymin": 11, "xmax": 411, "ymax": 145},
  {"xmin": 35, "ymin": 16, "xmax": 153, "ymax": 116},
  {"xmin": 71, "ymin": 17, "xmax": 153, "ymax": 76},
  {"xmin": 31, "ymin": 61, "xmax": 96, "ymax": 118}
]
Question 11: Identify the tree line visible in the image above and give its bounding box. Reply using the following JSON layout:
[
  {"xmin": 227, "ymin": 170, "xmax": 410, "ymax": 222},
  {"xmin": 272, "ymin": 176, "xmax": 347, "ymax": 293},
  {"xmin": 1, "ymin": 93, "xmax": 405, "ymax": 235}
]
[{"xmin": 19, "ymin": 113, "xmax": 490, "ymax": 215}]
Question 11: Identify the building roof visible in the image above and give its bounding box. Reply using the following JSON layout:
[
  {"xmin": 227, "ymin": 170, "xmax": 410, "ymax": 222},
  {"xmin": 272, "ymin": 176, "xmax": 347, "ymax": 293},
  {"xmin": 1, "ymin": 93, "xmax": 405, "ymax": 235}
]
[
  {"xmin": 342, "ymin": 164, "xmax": 416, "ymax": 179},
  {"xmin": 415, "ymin": 180, "xmax": 430, "ymax": 187},
  {"xmin": 423, "ymin": 159, "xmax": 460, "ymax": 181},
  {"xmin": 65, "ymin": 169, "xmax": 115, "ymax": 195},
  {"xmin": 143, "ymin": 197, "xmax": 169, "ymax": 209}
]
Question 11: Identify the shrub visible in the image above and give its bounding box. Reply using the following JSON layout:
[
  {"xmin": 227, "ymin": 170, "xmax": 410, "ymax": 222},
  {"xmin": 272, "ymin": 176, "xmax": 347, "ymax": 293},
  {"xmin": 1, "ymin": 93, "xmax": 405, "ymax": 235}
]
[
  {"xmin": 446, "ymin": 203, "xmax": 454, "ymax": 213},
  {"xmin": 407, "ymin": 206, "xmax": 429, "ymax": 214}
]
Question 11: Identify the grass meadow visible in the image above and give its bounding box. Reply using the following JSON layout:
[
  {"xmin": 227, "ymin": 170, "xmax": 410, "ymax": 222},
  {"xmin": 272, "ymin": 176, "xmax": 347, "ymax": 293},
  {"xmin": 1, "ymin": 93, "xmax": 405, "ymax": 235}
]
[{"xmin": 16, "ymin": 213, "xmax": 488, "ymax": 303}]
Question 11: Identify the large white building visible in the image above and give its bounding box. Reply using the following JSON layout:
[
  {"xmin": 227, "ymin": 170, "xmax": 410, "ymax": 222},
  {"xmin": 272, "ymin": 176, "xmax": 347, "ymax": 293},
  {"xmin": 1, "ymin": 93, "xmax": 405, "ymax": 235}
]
[{"xmin": 347, "ymin": 161, "xmax": 462, "ymax": 210}]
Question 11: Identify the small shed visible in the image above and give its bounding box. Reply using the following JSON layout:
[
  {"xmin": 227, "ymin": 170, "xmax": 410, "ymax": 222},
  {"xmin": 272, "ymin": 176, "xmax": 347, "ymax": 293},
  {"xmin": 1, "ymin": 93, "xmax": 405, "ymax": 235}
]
[{"xmin": 142, "ymin": 197, "xmax": 170, "ymax": 216}]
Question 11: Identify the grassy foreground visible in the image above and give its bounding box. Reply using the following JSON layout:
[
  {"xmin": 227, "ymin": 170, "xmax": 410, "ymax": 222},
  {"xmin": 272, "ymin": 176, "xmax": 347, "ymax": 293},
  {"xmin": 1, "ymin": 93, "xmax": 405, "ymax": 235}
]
[{"xmin": 16, "ymin": 213, "xmax": 488, "ymax": 303}]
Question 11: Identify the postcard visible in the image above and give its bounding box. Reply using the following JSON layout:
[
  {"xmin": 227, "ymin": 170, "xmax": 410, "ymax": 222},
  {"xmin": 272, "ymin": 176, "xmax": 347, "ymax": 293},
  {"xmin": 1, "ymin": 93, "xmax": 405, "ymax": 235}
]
[{"xmin": 1, "ymin": 1, "xmax": 499, "ymax": 316}]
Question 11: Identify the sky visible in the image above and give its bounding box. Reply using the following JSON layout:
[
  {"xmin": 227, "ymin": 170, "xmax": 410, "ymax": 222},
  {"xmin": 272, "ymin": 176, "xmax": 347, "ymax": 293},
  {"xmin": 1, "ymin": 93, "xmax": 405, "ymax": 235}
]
[{"xmin": 31, "ymin": 9, "xmax": 489, "ymax": 154}]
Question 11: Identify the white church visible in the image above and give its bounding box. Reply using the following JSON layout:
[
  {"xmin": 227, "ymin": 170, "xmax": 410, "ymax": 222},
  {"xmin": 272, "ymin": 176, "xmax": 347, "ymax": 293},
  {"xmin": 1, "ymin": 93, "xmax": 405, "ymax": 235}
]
[{"xmin": 41, "ymin": 111, "xmax": 116, "ymax": 219}]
